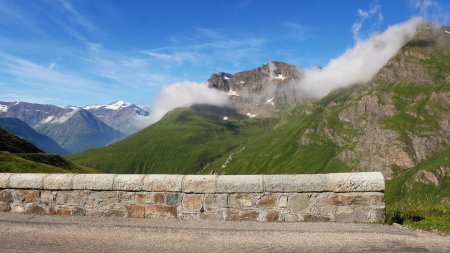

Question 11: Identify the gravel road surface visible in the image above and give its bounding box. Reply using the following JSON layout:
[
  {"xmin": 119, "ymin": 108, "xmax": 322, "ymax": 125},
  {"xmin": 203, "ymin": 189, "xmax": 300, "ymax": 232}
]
[{"xmin": 0, "ymin": 213, "xmax": 448, "ymax": 252}]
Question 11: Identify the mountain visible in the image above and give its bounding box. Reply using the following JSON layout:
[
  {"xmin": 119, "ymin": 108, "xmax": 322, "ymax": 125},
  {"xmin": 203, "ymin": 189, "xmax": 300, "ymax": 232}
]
[
  {"xmin": 83, "ymin": 101, "xmax": 150, "ymax": 135},
  {"xmin": 0, "ymin": 102, "xmax": 125, "ymax": 153},
  {"xmin": 0, "ymin": 117, "xmax": 68, "ymax": 154},
  {"xmin": 208, "ymin": 61, "xmax": 304, "ymax": 118},
  {"xmin": 35, "ymin": 109, "xmax": 124, "ymax": 153},
  {"xmin": 68, "ymin": 25, "xmax": 450, "ymax": 206},
  {"xmin": 0, "ymin": 127, "xmax": 95, "ymax": 173}
]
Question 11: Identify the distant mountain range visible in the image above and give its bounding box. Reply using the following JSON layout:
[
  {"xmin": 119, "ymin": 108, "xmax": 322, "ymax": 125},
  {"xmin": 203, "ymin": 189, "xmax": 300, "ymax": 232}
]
[{"xmin": 0, "ymin": 100, "xmax": 151, "ymax": 153}]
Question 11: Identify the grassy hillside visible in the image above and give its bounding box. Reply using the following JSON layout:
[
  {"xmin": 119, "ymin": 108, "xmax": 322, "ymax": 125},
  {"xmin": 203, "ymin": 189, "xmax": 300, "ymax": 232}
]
[
  {"xmin": 0, "ymin": 127, "xmax": 43, "ymax": 153},
  {"xmin": 68, "ymin": 107, "xmax": 273, "ymax": 174},
  {"xmin": 0, "ymin": 152, "xmax": 95, "ymax": 173},
  {"xmin": 0, "ymin": 127, "xmax": 95, "ymax": 173}
]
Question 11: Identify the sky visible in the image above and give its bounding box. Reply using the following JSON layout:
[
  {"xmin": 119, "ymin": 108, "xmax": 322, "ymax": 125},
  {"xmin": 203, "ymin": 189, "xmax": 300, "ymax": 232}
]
[{"xmin": 0, "ymin": 0, "xmax": 448, "ymax": 107}]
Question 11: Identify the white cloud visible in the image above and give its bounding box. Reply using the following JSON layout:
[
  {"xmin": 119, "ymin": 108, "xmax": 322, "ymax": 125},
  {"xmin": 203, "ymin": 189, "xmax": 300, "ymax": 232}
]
[
  {"xmin": 352, "ymin": 4, "xmax": 383, "ymax": 40},
  {"xmin": 149, "ymin": 81, "xmax": 230, "ymax": 124},
  {"xmin": 298, "ymin": 17, "xmax": 424, "ymax": 97}
]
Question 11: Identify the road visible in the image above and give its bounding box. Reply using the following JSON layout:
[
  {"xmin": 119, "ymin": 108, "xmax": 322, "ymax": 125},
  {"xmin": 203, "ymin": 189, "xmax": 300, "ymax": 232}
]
[{"xmin": 0, "ymin": 213, "xmax": 448, "ymax": 253}]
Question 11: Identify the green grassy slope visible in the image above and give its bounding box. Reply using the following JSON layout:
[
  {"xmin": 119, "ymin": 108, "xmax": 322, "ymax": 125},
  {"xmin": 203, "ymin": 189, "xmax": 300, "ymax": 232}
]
[
  {"xmin": 0, "ymin": 127, "xmax": 95, "ymax": 173},
  {"xmin": 67, "ymin": 107, "xmax": 273, "ymax": 174},
  {"xmin": 0, "ymin": 127, "xmax": 43, "ymax": 153}
]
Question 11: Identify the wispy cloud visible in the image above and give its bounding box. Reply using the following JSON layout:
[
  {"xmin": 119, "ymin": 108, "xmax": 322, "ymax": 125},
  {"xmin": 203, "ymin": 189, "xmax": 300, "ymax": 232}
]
[
  {"xmin": 412, "ymin": 0, "xmax": 449, "ymax": 24},
  {"xmin": 283, "ymin": 22, "xmax": 309, "ymax": 41},
  {"xmin": 352, "ymin": 3, "xmax": 383, "ymax": 40}
]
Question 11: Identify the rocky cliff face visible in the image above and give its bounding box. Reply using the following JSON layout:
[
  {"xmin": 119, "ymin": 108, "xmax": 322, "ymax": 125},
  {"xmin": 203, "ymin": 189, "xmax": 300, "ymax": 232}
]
[
  {"xmin": 208, "ymin": 61, "xmax": 303, "ymax": 117},
  {"xmin": 300, "ymin": 25, "xmax": 450, "ymax": 178}
]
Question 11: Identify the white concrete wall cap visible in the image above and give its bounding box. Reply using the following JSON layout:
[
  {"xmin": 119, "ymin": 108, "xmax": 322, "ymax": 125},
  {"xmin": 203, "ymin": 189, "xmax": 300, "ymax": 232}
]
[
  {"xmin": 43, "ymin": 174, "xmax": 75, "ymax": 190},
  {"xmin": 72, "ymin": 174, "xmax": 115, "ymax": 190},
  {"xmin": 264, "ymin": 174, "xmax": 328, "ymax": 192},
  {"xmin": 0, "ymin": 173, "xmax": 12, "ymax": 188},
  {"xmin": 113, "ymin": 175, "xmax": 145, "ymax": 191},
  {"xmin": 143, "ymin": 175, "xmax": 183, "ymax": 192},
  {"xmin": 217, "ymin": 175, "xmax": 263, "ymax": 193},
  {"xmin": 327, "ymin": 172, "xmax": 385, "ymax": 192},
  {"xmin": 182, "ymin": 175, "xmax": 217, "ymax": 193},
  {"xmin": 9, "ymin": 173, "xmax": 47, "ymax": 189}
]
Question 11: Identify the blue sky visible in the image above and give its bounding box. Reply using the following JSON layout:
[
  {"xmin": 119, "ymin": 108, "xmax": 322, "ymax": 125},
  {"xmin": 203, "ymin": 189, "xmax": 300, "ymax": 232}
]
[{"xmin": 0, "ymin": 0, "xmax": 448, "ymax": 107}]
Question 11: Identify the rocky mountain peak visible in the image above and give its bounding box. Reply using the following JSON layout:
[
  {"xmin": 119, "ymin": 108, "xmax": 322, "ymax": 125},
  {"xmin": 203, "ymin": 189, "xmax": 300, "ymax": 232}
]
[{"xmin": 207, "ymin": 61, "xmax": 302, "ymax": 118}]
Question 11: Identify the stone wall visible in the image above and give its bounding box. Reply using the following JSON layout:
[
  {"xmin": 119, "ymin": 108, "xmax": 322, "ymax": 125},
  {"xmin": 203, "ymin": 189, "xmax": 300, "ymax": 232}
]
[{"xmin": 0, "ymin": 173, "xmax": 385, "ymax": 223}]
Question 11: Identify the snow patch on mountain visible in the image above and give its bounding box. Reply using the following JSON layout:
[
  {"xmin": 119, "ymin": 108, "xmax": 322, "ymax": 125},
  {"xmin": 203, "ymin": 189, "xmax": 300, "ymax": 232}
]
[
  {"xmin": 53, "ymin": 109, "xmax": 79, "ymax": 124},
  {"xmin": 0, "ymin": 104, "xmax": 8, "ymax": 112},
  {"xmin": 40, "ymin": 116, "xmax": 55, "ymax": 124},
  {"xmin": 227, "ymin": 89, "xmax": 240, "ymax": 97},
  {"xmin": 84, "ymin": 101, "xmax": 132, "ymax": 111},
  {"xmin": 265, "ymin": 97, "xmax": 275, "ymax": 106},
  {"xmin": 273, "ymin": 74, "xmax": 287, "ymax": 80},
  {"xmin": 246, "ymin": 113, "xmax": 257, "ymax": 118}
]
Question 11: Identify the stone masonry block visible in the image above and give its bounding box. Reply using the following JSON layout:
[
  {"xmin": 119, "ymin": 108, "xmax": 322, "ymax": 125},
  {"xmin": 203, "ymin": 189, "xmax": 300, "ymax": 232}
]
[
  {"xmin": 182, "ymin": 175, "xmax": 217, "ymax": 193},
  {"xmin": 264, "ymin": 175, "xmax": 328, "ymax": 192},
  {"xmin": 143, "ymin": 175, "xmax": 183, "ymax": 192},
  {"xmin": 217, "ymin": 175, "xmax": 263, "ymax": 193},
  {"xmin": 183, "ymin": 195, "xmax": 203, "ymax": 212},
  {"xmin": 72, "ymin": 174, "xmax": 115, "ymax": 190},
  {"xmin": 9, "ymin": 174, "xmax": 47, "ymax": 189},
  {"xmin": 43, "ymin": 174, "xmax": 74, "ymax": 190},
  {"xmin": 113, "ymin": 175, "xmax": 145, "ymax": 191}
]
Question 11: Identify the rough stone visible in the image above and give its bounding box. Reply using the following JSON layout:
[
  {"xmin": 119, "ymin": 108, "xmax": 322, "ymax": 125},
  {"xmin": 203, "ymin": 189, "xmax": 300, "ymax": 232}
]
[
  {"xmin": 215, "ymin": 194, "xmax": 228, "ymax": 208},
  {"xmin": 182, "ymin": 175, "xmax": 217, "ymax": 193},
  {"xmin": 72, "ymin": 174, "xmax": 115, "ymax": 190},
  {"xmin": 49, "ymin": 207, "xmax": 71, "ymax": 216},
  {"xmin": 217, "ymin": 175, "xmax": 263, "ymax": 193},
  {"xmin": 369, "ymin": 205, "xmax": 386, "ymax": 223},
  {"xmin": 0, "ymin": 173, "xmax": 12, "ymax": 188},
  {"xmin": 43, "ymin": 174, "xmax": 74, "ymax": 190},
  {"xmin": 104, "ymin": 210, "xmax": 125, "ymax": 217},
  {"xmin": 9, "ymin": 174, "xmax": 46, "ymax": 189},
  {"xmin": 113, "ymin": 175, "xmax": 145, "ymax": 191},
  {"xmin": 266, "ymin": 210, "xmax": 279, "ymax": 222},
  {"xmin": 0, "ymin": 190, "xmax": 14, "ymax": 203},
  {"xmin": 119, "ymin": 192, "xmax": 136, "ymax": 204},
  {"xmin": 199, "ymin": 212, "xmax": 220, "ymax": 221},
  {"xmin": 126, "ymin": 205, "xmax": 145, "ymax": 218},
  {"xmin": 183, "ymin": 195, "xmax": 203, "ymax": 212},
  {"xmin": 143, "ymin": 175, "xmax": 183, "ymax": 192},
  {"xmin": 226, "ymin": 209, "xmax": 259, "ymax": 221},
  {"xmin": 264, "ymin": 174, "xmax": 328, "ymax": 192},
  {"xmin": 0, "ymin": 202, "xmax": 10, "ymax": 212},
  {"xmin": 16, "ymin": 190, "xmax": 39, "ymax": 203},
  {"xmin": 278, "ymin": 196, "xmax": 288, "ymax": 208},
  {"xmin": 145, "ymin": 205, "xmax": 177, "ymax": 218},
  {"xmin": 11, "ymin": 205, "xmax": 25, "ymax": 213},
  {"xmin": 72, "ymin": 207, "xmax": 87, "ymax": 216},
  {"xmin": 304, "ymin": 215, "xmax": 331, "ymax": 222},
  {"xmin": 40, "ymin": 191, "xmax": 55, "ymax": 203},
  {"xmin": 258, "ymin": 195, "xmax": 276, "ymax": 208},
  {"xmin": 154, "ymin": 193, "xmax": 165, "ymax": 203},
  {"xmin": 166, "ymin": 193, "xmax": 180, "ymax": 206},
  {"xmin": 228, "ymin": 194, "xmax": 254, "ymax": 208},
  {"xmin": 26, "ymin": 205, "xmax": 46, "ymax": 215},
  {"xmin": 288, "ymin": 194, "xmax": 309, "ymax": 213}
]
